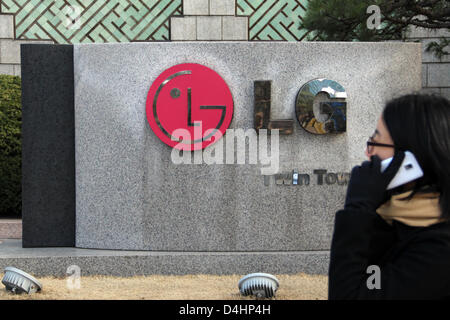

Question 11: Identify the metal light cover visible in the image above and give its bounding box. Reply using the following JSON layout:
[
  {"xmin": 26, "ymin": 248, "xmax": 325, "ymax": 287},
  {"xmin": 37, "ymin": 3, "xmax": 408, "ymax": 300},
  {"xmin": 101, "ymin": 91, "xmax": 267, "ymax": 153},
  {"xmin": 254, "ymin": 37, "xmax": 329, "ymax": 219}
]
[
  {"xmin": 2, "ymin": 267, "xmax": 42, "ymax": 294},
  {"xmin": 238, "ymin": 273, "xmax": 279, "ymax": 298}
]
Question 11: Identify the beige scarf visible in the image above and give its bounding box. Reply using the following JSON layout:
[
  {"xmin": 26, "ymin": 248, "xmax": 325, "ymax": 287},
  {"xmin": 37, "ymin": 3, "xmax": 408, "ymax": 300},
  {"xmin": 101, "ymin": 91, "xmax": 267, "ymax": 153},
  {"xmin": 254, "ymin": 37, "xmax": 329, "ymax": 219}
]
[{"xmin": 376, "ymin": 190, "xmax": 444, "ymax": 227}]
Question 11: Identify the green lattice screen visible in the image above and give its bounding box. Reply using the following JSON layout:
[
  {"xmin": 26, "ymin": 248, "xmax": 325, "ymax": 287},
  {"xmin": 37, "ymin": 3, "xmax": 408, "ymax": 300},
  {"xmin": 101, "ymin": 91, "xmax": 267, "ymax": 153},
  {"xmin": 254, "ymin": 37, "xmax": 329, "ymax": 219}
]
[
  {"xmin": 237, "ymin": 0, "xmax": 310, "ymax": 41},
  {"xmin": 0, "ymin": 0, "xmax": 183, "ymax": 43},
  {"xmin": 0, "ymin": 0, "xmax": 310, "ymax": 43}
]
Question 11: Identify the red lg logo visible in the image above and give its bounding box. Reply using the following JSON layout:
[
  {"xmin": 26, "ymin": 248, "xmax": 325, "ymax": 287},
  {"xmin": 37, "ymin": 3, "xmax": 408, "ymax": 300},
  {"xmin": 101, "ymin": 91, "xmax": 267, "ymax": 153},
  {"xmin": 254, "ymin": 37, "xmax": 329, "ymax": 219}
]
[{"xmin": 146, "ymin": 63, "xmax": 234, "ymax": 151}]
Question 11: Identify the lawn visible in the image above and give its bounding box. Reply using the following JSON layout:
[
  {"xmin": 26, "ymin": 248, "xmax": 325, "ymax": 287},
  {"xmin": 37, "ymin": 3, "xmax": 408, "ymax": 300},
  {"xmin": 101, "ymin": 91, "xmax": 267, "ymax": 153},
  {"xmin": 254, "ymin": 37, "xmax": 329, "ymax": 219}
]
[{"xmin": 0, "ymin": 273, "xmax": 328, "ymax": 300}]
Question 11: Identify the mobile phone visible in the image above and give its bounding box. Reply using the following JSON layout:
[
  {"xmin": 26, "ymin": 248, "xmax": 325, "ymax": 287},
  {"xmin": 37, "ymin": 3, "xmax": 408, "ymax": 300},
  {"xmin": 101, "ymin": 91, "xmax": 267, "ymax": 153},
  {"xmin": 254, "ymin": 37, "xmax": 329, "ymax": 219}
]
[{"xmin": 380, "ymin": 151, "xmax": 424, "ymax": 190}]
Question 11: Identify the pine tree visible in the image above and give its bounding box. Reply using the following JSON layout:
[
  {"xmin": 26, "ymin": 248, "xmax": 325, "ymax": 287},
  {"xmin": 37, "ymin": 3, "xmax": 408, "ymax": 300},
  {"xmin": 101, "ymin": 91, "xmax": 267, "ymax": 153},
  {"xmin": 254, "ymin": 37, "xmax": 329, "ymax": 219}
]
[{"xmin": 301, "ymin": 0, "xmax": 449, "ymax": 58}]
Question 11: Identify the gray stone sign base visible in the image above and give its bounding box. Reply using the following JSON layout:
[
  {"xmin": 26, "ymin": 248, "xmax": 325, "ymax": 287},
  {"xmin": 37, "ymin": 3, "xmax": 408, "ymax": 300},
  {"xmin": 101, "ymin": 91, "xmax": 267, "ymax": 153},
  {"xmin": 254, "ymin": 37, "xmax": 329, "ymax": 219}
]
[
  {"xmin": 0, "ymin": 240, "xmax": 329, "ymax": 277},
  {"xmin": 74, "ymin": 41, "xmax": 421, "ymax": 252}
]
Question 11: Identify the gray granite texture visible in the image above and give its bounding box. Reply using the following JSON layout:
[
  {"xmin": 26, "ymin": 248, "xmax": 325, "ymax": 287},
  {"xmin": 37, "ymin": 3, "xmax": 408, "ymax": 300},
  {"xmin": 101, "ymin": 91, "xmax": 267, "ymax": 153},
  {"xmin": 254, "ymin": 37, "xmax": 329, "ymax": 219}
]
[
  {"xmin": 74, "ymin": 41, "xmax": 421, "ymax": 251},
  {"xmin": 0, "ymin": 240, "xmax": 329, "ymax": 276}
]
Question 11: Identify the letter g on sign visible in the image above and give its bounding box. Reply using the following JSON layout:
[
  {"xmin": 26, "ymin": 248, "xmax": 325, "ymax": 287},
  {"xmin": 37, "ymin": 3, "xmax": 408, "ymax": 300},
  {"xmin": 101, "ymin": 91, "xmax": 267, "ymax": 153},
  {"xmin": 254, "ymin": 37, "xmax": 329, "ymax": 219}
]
[{"xmin": 295, "ymin": 79, "xmax": 347, "ymax": 134}]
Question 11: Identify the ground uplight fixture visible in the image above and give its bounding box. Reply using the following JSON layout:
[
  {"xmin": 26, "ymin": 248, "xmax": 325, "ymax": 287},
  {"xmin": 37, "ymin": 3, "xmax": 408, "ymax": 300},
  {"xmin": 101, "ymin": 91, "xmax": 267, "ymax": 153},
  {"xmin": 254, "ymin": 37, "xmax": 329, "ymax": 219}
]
[
  {"xmin": 2, "ymin": 267, "xmax": 42, "ymax": 294},
  {"xmin": 238, "ymin": 273, "xmax": 279, "ymax": 298}
]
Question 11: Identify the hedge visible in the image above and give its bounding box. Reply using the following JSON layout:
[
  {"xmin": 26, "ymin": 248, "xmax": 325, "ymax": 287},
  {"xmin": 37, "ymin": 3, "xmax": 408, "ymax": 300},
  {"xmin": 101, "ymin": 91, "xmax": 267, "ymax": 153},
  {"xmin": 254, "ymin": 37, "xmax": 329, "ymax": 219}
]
[{"xmin": 0, "ymin": 74, "xmax": 22, "ymax": 217}]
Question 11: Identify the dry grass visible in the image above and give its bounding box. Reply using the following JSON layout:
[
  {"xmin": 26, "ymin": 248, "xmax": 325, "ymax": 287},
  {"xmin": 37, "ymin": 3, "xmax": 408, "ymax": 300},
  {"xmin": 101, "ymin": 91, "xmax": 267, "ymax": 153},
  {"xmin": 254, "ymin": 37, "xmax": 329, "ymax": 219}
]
[{"xmin": 0, "ymin": 273, "xmax": 328, "ymax": 300}]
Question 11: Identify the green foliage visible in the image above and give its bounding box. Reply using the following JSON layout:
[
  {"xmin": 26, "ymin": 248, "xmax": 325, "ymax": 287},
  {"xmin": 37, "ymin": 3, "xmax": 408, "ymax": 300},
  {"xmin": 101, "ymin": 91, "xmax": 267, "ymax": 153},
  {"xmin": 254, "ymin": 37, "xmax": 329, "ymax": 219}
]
[
  {"xmin": 302, "ymin": 0, "xmax": 449, "ymax": 59},
  {"xmin": 302, "ymin": 0, "xmax": 390, "ymax": 41},
  {"xmin": 0, "ymin": 74, "xmax": 22, "ymax": 217},
  {"xmin": 425, "ymin": 37, "xmax": 450, "ymax": 60}
]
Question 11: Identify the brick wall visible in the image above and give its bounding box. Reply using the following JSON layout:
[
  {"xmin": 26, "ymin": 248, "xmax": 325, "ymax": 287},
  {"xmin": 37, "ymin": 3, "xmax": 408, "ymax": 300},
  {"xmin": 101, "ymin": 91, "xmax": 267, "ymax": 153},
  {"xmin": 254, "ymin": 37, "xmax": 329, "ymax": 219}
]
[
  {"xmin": 405, "ymin": 25, "xmax": 450, "ymax": 99},
  {"xmin": 0, "ymin": 1, "xmax": 448, "ymax": 99},
  {"xmin": 171, "ymin": 0, "xmax": 248, "ymax": 40},
  {"xmin": 0, "ymin": 14, "xmax": 53, "ymax": 77}
]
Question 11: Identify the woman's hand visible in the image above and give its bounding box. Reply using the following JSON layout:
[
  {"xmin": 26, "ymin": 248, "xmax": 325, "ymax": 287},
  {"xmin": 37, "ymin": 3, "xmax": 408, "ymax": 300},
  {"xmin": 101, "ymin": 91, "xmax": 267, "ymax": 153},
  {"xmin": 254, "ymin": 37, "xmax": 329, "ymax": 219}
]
[{"xmin": 344, "ymin": 150, "xmax": 405, "ymax": 211}]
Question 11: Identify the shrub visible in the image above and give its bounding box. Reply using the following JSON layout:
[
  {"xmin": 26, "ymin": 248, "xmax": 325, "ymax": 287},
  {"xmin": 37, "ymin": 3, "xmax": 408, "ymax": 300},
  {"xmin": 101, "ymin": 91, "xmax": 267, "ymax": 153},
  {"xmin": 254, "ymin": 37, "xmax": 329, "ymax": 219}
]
[{"xmin": 0, "ymin": 74, "xmax": 22, "ymax": 217}]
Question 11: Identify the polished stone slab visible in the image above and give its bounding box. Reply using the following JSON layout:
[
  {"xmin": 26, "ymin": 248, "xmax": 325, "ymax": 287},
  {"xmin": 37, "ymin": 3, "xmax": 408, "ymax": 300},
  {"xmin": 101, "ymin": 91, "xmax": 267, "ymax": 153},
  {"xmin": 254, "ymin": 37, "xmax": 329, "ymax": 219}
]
[
  {"xmin": 21, "ymin": 44, "xmax": 75, "ymax": 247},
  {"xmin": 74, "ymin": 41, "xmax": 421, "ymax": 251}
]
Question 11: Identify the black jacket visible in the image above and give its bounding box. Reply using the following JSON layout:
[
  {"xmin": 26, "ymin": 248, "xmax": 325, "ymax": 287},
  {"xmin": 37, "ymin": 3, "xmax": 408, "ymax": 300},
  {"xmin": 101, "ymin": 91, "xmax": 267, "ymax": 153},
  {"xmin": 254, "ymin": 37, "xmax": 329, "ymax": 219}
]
[{"xmin": 328, "ymin": 208, "xmax": 450, "ymax": 299}]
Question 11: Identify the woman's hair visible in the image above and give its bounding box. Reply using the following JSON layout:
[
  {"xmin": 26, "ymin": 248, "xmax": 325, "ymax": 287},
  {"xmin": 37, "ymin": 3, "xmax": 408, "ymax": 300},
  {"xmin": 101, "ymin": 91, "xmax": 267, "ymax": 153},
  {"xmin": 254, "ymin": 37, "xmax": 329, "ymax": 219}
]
[{"xmin": 382, "ymin": 93, "xmax": 450, "ymax": 219}]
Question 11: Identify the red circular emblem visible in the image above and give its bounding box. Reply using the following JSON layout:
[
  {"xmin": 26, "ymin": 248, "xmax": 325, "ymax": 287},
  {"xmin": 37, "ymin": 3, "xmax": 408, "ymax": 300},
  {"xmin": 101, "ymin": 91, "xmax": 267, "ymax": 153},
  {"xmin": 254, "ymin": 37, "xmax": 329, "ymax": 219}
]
[{"xmin": 146, "ymin": 63, "xmax": 234, "ymax": 150}]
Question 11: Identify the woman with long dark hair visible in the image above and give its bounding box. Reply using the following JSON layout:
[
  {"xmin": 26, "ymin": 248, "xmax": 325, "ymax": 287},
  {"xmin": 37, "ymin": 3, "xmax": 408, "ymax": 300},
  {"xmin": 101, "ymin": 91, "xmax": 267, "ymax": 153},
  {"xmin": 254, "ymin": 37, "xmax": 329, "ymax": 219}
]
[{"xmin": 328, "ymin": 94, "xmax": 450, "ymax": 299}]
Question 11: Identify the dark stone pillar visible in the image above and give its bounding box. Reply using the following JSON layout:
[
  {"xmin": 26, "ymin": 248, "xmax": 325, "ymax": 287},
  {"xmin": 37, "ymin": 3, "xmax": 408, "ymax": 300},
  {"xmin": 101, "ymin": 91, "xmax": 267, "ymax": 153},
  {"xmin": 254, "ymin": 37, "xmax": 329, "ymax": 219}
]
[{"xmin": 21, "ymin": 44, "xmax": 75, "ymax": 247}]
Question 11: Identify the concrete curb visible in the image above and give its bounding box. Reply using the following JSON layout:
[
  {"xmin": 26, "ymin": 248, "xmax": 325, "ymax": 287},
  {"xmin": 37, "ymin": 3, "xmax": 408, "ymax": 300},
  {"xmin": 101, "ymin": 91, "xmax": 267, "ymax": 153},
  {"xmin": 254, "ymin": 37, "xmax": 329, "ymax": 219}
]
[{"xmin": 0, "ymin": 240, "xmax": 329, "ymax": 277}]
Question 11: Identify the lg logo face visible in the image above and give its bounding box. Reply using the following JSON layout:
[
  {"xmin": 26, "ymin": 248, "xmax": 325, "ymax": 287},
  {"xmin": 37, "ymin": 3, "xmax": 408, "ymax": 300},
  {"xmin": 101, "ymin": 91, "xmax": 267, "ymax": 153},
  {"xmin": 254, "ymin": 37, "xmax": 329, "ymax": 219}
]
[
  {"xmin": 146, "ymin": 63, "xmax": 234, "ymax": 151},
  {"xmin": 146, "ymin": 64, "xmax": 347, "ymax": 149}
]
